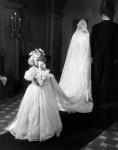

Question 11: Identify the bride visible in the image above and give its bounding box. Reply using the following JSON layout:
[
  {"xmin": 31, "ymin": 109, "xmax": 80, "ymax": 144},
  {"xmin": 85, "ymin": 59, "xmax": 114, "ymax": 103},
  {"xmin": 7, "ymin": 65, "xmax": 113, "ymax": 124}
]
[{"xmin": 55, "ymin": 19, "xmax": 93, "ymax": 113}]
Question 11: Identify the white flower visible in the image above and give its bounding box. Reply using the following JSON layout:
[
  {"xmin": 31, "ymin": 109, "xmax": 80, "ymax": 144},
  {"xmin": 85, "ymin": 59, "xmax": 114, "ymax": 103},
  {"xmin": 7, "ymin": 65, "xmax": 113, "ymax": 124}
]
[
  {"xmin": 29, "ymin": 51, "xmax": 35, "ymax": 56},
  {"xmin": 29, "ymin": 48, "xmax": 45, "ymax": 58}
]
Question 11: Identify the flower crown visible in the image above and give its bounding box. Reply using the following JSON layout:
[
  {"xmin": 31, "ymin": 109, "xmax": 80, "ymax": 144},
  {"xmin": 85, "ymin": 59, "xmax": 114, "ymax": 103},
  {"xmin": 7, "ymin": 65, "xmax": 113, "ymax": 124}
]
[{"xmin": 29, "ymin": 48, "xmax": 45, "ymax": 57}]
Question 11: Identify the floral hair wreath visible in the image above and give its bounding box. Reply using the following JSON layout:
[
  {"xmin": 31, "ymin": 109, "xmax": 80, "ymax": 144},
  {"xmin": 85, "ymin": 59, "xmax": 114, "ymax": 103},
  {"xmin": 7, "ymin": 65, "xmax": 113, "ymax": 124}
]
[{"xmin": 29, "ymin": 48, "xmax": 45, "ymax": 57}]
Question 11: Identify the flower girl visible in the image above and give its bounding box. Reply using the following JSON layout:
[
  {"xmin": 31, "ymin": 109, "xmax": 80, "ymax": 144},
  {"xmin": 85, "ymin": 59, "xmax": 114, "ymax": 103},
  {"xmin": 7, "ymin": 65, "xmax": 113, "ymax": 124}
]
[{"xmin": 5, "ymin": 49, "xmax": 62, "ymax": 141}]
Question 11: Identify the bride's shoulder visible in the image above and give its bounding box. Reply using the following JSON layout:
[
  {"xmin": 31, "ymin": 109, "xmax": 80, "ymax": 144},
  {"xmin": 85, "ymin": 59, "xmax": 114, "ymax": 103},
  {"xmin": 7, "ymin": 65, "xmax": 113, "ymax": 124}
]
[
  {"xmin": 81, "ymin": 31, "xmax": 90, "ymax": 39},
  {"xmin": 86, "ymin": 31, "xmax": 90, "ymax": 37}
]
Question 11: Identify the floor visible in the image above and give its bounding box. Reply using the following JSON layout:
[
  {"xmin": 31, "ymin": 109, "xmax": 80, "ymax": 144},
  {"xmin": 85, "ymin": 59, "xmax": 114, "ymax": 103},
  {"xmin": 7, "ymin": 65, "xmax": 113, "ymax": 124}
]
[
  {"xmin": 83, "ymin": 122, "xmax": 118, "ymax": 150},
  {"xmin": 0, "ymin": 93, "xmax": 118, "ymax": 150}
]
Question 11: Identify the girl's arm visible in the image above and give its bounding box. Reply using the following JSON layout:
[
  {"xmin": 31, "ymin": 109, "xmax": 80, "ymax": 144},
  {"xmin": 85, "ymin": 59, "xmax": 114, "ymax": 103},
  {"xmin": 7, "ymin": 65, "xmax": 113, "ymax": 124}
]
[{"xmin": 24, "ymin": 67, "xmax": 37, "ymax": 81}]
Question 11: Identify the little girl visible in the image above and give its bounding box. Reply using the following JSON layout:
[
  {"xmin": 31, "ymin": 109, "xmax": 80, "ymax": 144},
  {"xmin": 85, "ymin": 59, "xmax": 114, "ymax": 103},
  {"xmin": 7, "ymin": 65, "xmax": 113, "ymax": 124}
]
[{"xmin": 5, "ymin": 49, "xmax": 62, "ymax": 141}]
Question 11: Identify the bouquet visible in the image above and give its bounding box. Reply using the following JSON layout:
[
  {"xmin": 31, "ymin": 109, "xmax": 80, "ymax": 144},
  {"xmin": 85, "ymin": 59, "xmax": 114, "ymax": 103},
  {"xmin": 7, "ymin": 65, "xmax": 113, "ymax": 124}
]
[{"xmin": 34, "ymin": 65, "xmax": 54, "ymax": 87}]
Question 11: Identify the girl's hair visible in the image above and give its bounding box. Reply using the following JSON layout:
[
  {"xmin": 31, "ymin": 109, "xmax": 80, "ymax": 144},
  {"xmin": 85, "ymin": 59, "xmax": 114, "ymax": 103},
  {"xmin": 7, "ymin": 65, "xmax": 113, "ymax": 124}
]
[
  {"xmin": 77, "ymin": 19, "xmax": 88, "ymax": 33},
  {"xmin": 28, "ymin": 55, "xmax": 35, "ymax": 66},
  {"xmin": 28, "ymin": 48, "xmax": 46, "ymax": 66}
]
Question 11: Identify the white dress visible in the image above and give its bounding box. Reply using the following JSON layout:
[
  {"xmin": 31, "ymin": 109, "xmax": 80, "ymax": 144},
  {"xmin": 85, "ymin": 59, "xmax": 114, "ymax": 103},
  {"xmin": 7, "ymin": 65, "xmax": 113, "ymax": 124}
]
[
  {"xmin": 58, "ymin": 29, "xmax": 93, "ymax": 113},
  {"xmin": 5, "ymin": 66, "xmax": 62, "ymax": 141}
]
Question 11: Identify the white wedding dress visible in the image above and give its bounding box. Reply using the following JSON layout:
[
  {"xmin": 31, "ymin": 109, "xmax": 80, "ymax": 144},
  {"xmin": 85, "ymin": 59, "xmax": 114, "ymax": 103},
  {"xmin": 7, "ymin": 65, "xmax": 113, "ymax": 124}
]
[{"xmin": 58, "ymin": 21, "xmax": 93, "ymax": 113}]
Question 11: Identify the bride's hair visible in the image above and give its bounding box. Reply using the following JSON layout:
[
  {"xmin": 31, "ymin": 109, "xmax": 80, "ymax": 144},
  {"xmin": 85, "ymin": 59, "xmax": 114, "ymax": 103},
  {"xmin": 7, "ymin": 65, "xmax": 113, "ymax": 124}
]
[{"xmin": 77, "ymin": 19, "xmax": 88, "ymax": 32}]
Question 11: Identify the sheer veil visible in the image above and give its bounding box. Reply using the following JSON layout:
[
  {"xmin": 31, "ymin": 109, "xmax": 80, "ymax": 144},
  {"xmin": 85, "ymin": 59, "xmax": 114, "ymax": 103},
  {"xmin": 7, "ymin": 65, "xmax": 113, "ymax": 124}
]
[{"xmin": 57, "ymin": 19, "xmax": 93, "ymax": 113}]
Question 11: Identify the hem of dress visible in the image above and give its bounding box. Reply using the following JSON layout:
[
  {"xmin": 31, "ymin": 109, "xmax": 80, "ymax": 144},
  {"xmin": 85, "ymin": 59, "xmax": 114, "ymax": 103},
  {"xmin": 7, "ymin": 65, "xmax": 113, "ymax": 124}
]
[{"xmin": 4, "ymin": 128, "xmax": 62, "ymax": 142}]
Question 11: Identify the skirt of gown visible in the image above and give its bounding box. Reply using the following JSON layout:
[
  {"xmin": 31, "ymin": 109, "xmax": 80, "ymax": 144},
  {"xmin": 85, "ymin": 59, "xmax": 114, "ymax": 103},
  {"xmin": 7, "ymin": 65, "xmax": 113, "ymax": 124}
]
[
  {"xmin": 5, "ymin": 81, "xmax": 62, "ymax": 141},
  {"xmin": 57, "ymin": 31, "xmax": 93, "ymax": 113},
  {"xmin": 51, "ymin": 78, "xmax": 93, "ymax": 113}
]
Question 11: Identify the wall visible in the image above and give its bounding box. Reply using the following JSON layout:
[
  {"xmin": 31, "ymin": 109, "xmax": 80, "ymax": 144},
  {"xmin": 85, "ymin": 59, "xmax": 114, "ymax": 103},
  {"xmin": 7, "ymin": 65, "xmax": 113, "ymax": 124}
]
[
  {"xmin": 0, "ymin": 0, "xmax": 50, "ymax": 97},
  {"xmin": 0, "ymin": 0, "xmax": 49, "ymax": 79},
  {"xmin": 0, "ymin": 0, "xmax": 18, "ymax": 77},
  {"xmin": 23, "ymin": 0, "xmax": 48, "ymax": 55},
  {"xmin": 0, "ymin": 0, "xmax": 21, "ymax": 97}
]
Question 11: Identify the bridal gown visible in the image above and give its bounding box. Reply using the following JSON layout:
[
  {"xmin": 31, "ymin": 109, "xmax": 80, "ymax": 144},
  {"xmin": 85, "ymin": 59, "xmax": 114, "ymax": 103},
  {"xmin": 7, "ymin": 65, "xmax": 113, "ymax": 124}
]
[{"xmin": 58, "ymin": 29, "xmax": 93, "ymax": 113}]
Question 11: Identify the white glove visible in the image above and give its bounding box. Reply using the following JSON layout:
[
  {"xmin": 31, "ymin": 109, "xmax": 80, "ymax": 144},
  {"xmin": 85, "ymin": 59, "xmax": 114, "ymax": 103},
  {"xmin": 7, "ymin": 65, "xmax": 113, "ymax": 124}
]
[{"xmin": 0, "ymin": 76, "xmax": 7, "ymax": 85}]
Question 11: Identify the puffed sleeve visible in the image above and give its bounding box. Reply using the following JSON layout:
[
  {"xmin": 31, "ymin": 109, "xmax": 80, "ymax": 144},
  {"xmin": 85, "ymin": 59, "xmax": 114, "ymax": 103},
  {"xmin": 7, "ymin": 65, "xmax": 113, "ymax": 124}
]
[{"xmin": 24, "ymin": 67, "xmax": 37, "ymax": 81}]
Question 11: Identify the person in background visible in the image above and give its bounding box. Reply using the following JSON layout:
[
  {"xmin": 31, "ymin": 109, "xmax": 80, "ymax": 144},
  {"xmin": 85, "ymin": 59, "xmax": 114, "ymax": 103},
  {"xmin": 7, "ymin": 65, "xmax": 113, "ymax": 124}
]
[{"xmin": 90, "ymin": 7, "xmax": 116, "ymax": 105}]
